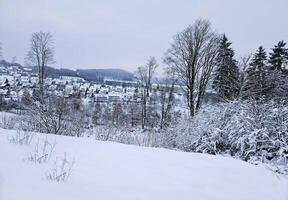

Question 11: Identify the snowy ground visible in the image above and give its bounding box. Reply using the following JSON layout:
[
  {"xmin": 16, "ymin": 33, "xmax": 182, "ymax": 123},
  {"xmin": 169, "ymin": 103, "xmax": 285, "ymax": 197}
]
[{"xmin": 0, "ymin": 128, "xmax": 287, "ymax": 200}]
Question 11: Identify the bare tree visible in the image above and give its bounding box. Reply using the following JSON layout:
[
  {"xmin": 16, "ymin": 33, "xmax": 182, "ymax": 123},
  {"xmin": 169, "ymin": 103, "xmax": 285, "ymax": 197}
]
[
  {"xmin": 136, "ymin": 66, "xmax": 148, "ymax": 129},
  {"xmin": 127, "ymin": 102, "xmax": 141, "ymax": 127},
  {"xmin": 160, "ymin": 69, "xmax": 177, "ymax": 129},
  {"xmin": 146, "ymin": 57, "xmax": 158, "ymax": 97},
  {"xmin": 164, "ymin": 19, "xmax": 219, "ymax": 117},
  {"xmin": 238, "ymin": 54, "xmax": 252, "ymax": 91},
  {"xmin": 136, "ymin": 57, "xmax": 158, "ymax": 129},
  {"xmin": 137, "ymin": 57, "xmax": 158, "ymax": 96},
  {"xmin": 239, "ymin": 54, "xmax": 252, "ymax": 73},
  {"xmin": 26, "ymin": 31, "xmax": 54, "ymax": 100}
]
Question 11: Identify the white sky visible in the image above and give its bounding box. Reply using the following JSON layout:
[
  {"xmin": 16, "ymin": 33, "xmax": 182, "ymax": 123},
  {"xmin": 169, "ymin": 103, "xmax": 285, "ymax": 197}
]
[{"xmin": 0, "ymin": 0, "xmax": 288, "ymax": 73}]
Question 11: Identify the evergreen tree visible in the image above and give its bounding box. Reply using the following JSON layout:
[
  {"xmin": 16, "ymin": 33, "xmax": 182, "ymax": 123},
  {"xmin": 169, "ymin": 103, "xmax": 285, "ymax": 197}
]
[
  {"xmin": 4, "ymin": 78, "xmax": 9, "ymax": 86},
  {"xmin": 269, "ymin": 40, "xmax": 288, "ymax": 73},
  {"xmin": 241, "ymin": 46, "xmax": 270, "ymax": 100},
  {"xmin": 266, "ymin": 68, "xmax": 288, "ymax": 101},
  {"xmin": 267, "ymin": 41, "xmax": 288, "ymax": 101},
  {"xmin": 213, "ymin": 34, "xmax": 240, "ymax": 101},
  {"xmin": 4, "ymin": 79, "xmax": 10, "ymax": 97}
]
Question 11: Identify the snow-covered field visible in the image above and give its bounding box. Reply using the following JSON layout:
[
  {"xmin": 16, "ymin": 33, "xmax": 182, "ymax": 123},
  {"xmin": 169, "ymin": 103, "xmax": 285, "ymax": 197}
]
[{"xmin": 0, "ymin": 128, "xmax": 287, "ymax": 200}]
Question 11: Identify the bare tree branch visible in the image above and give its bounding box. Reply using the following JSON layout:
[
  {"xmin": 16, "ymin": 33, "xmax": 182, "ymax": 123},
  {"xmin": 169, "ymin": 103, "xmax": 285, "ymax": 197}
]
[
  {"xmin": 164, "ymin": 19, "xmax": 219, "ymax": 116},
  {"xmin": 26, "ymin": 31, "xmax": 54, "ymax": 100},
  {"xmin": 136, "ymin": 57, "xmax": 158, "ymax": 129}
]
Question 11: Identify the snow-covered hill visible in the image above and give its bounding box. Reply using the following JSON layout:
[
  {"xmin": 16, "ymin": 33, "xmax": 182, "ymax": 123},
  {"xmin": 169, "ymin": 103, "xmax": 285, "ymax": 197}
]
[{"xmin": 0, "ymin": 128, "xmax": 287, "ymax": 200}]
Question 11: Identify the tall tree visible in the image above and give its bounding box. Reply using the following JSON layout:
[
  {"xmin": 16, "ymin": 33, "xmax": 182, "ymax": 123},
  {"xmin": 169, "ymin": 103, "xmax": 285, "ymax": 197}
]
[
  {"xmin": 164, "ymin": 19, "xmax": 219, "ymax": 116},
  {"xmin": 241, "ymin": 46, "xmax": 269, "ymax": 100},
  {"xmin": 213, "ymin": 34, "xmax": 240, "ymax": 101},
  {"xmin": 26, "ymin": 31, "xmax": 54, "ymax": 100},
  {"xmin": 267, "ymin": 41, "xmax": 288, "ymax": 101},
  {"xmin": 136, "ymin": 57, "xmax": 158, "ymax": 129},
  {"xmin": 137, "ymin": 57, "xmax": 158, "ymax": 97},
  {"xmin": 269, "ymin": 40, "xmax": 288, "ymax": 73}
]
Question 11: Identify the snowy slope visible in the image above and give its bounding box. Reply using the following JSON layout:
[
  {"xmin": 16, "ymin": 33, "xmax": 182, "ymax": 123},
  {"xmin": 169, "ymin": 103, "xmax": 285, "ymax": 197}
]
[{"xmin": 0, "ymin": 128, "xmax": 287, "ymax": 200}]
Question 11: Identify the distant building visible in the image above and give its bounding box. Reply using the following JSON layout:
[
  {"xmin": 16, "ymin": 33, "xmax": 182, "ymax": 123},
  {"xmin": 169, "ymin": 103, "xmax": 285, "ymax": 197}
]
[
  {"xmin": 108, "ymin": 95, "xmax": 121, "ymax": 102},
  {"xmin": 104, "ymin": 78, "xmax": 137, "ymax": 88},
  {"xmin": 60, "ymin": 76, "xmax": 85, "ymax": 83},
  {"xmin": 95, "ymin": 95, "xmax": 108, "ymax": 102}
]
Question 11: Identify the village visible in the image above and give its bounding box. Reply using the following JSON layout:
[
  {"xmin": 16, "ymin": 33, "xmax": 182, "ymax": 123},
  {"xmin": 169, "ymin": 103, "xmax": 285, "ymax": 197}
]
[{"xmin": 0, "ymin": 62, "xmax": 186, "ymax": 107}]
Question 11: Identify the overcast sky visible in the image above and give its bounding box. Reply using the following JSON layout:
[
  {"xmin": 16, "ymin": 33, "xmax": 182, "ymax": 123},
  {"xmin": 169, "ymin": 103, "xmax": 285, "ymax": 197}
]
[{"xmin": 0, "ymin": 0, "xmax": 288, "ymax": 72}]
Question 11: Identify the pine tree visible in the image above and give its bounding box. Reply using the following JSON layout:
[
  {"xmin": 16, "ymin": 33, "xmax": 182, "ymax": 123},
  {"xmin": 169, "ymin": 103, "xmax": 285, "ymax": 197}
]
[
  {"xmin": 213, "ymin": 34, "xmax": 240, "ymax": 101},
  {"xmin": 241, "ymin": 46, "xmax": 270, "ymax": 100},
  {"xmin": 267, "ymin": 41, "xmax": 288, "ymax": 101},
  {"xmin": 266, "ymin": 68, "xmax": 288, "ymax": 101},
  {"xmin": 3, "ymin": 79, "xmax": 10, "ymax": 97},
  {"xmin": 269, "ymin": 40, "xmax": 288, "ymax": 73},
  {"xmin": 4, "ymin": 78, "xmax": 9, "ymax": 86}
]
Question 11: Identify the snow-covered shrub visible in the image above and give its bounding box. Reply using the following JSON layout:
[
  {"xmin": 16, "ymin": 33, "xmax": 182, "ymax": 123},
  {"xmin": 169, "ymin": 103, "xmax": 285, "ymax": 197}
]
[
  {"xmin": 64, "ymin": 112, "xmax": 86, "ymax": 137},
  {"xmin": 152, "ymin": 128, "xmax": 178, "ymax": 149},
  {"xmin": 171, "ymin": 103, "xmax": 232, "ymax": 154},
  {"xmin": 0, "ymin": 112, "xmax": 20, "ymax": 129},
  {"xmin": 45, "ymin": 153, "xmax": 75, "ymax": 182},
  {"xmin": 170, "ymin": 101, "xmax": 288, "ymax": 173},
  {"xmin": 94, "ymin": 126, "xmax": 142, "ymax": 145},
  {"xmin": 9, "ymin": 129, "xmax": 34, "ymax": 145},
  {"xmin": 93, "ymin": 126, "xmax": 165, "ymax": 147},
  {"xmin": 27, "ymin": 137, "xmax": 56, "ymax": 164}
]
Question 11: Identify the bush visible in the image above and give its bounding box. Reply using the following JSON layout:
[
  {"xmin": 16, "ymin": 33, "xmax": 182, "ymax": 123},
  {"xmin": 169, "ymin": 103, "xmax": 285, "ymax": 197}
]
[{"xmin": 170, "ymin": 101, "xmax": 288, "ymax": 173}]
